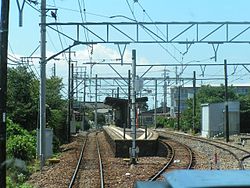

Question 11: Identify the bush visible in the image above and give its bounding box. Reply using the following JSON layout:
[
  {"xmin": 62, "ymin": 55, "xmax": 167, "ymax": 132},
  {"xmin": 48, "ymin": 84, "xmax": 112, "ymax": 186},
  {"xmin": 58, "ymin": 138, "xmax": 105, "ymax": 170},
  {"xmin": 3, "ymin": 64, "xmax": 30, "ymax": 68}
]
[
  {"xmin": 53, "ymin": 135, "xmax": 61, "ymax": 153},
  {"xmin": 7, "ymin": 119, "xmax": 27, "ymax": 137},
  {"xmin": 7, "ymin": 135, "xmax": 36, "ymax": 161},
  {"xmin": 6, "ymin": 158, "xmax": 33, "ymax": 188},
  {"xmin": 7, "ymin": 118, "xmax": 36, "ymax": 161}
]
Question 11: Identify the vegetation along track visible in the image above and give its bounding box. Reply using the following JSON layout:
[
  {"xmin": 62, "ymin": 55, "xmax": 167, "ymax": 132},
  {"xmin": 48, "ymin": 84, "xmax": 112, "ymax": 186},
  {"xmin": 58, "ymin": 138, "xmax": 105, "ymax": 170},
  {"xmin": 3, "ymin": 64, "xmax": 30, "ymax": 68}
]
[
  {"xmin": 157, "ymin": 129, "xmax": 250, "ymax": 170},
  {"xmin": 69, "ymin": 131, "xmax": 104, "ymax": 188},
  {"xmin": 149, "ymin": 138, "xmax": 194, "ymax": 181}
]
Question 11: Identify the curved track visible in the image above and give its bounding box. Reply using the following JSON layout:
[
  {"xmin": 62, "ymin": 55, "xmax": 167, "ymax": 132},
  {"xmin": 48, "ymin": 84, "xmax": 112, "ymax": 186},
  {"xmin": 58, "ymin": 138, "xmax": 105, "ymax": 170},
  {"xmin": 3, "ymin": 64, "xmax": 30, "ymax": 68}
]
[
  {"xmin": 69, "ymin": 132, "xmax": 104, "ymax": 188},
  {"xmin": 149, "ymin": 138, "xmax": 194, "ymax": 181},
  {"xmin": 157, "ymin": 129, "xmax": 250, "ymax": 170}
]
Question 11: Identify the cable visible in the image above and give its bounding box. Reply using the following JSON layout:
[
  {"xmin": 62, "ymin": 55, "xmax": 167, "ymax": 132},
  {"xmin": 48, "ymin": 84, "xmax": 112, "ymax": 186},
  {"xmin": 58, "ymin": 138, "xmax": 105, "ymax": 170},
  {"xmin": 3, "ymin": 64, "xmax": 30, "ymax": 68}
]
[
  {"xmin": 25, "ymin": 0, "xmax": 40, "ymax": 13},
  {"xmin": 136, "ymin": 1, "xmax": 185, "ymax": 62},
  {"xmin": 77, "ymin": 0, "xmax": 92, "ymax": 62},
  {"xmin": 125, "ymin": 0, "xmax": 137, "ymax": 20},
  {"xmin": 125, "ymin": 0, "xmax": 181, "ymax": 63},
  {"xmin": 52, "ymin": 0, "xmax": 68, "ymax": 61},
  {"xmin": 136, "ymin": 1, "xmax": 183, "ymax": 56},
  {"xmin": 47, "ymin": 31, "xmax": 58, "ymax": 51}
]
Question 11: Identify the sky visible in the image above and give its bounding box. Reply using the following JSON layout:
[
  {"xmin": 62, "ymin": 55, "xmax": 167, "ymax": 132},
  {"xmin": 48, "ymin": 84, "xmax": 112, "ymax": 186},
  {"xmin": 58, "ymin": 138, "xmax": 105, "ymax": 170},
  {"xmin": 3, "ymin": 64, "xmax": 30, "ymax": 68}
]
[{"xmin": 6, "ymin": 0, "xmax": 250, "ymax": 108}]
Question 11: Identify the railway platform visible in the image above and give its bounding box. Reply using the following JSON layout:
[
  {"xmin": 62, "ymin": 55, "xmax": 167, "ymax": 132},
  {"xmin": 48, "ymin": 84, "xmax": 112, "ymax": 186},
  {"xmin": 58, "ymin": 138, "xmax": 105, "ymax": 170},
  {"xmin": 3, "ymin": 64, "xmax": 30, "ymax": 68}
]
[{"xmin": 103, "ymin": 125, "xmax": 159, "ymax": 157}]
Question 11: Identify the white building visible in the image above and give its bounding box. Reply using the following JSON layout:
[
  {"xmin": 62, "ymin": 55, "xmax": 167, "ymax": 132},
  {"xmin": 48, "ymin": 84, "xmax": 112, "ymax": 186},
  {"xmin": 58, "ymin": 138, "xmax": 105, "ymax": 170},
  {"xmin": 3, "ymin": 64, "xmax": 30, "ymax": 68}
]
[
  {"xmin": 170, "ymin": 85, "xmax": 250, "ymax": 117},
  {"xmin": 201, "ymin": 101, "xmax": 240, "ymax": 138}
]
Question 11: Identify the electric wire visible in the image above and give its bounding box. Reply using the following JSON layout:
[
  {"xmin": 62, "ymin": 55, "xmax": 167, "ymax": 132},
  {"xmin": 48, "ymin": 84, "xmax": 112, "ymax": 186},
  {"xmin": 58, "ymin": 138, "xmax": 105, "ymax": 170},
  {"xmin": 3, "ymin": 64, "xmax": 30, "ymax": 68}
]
[
  {"xmin": 77, "ymin": 0, "xmax": 92, "ymax": 62},
  {"xmin": 47, "ymin": 31, "xmax": 58, "ymax": 51},
  {"xmin": 125, "ymin": 0, "xmax": 181, "ymax": 63},
  {"xmin": 136, "ymin": 1, "xmax": 183, "ymax": 56},
  {"xmin": 52, "ymin": 0, "xmax": 68, "ymax": 61},
  {"xmin": 25, "ymin": 0, "xmax": 40, "ymax": 13}
]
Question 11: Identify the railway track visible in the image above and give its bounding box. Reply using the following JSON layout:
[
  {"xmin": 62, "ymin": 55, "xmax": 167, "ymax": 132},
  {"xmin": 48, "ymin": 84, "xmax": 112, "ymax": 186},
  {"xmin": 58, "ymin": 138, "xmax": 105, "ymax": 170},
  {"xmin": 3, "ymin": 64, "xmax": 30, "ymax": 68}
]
[
  {"xmin": 149, "ymin": 138, "xmax": 194, "ymax": 181},
  {"xmin": 157, "ymin": 129, "xmax": 250, "ymax": 170},
  {"xmin": 69, "ymin": 132, "xmax": 104, "ymax": 188}
]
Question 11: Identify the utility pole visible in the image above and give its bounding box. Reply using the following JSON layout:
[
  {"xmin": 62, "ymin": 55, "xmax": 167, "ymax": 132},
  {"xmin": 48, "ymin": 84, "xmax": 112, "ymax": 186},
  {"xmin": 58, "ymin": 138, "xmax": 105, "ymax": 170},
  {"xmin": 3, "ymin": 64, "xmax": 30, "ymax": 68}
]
[
  {"xmin": 117, "ymin": 87, "xmax": 119, "ymax": 98},
  {"xmin": 95, "ymin": 74, "xmax": 98, "ymax": 129},
  {"xmin": 131, "ymin": 49, "xmax": 137, "ymax": 164},
  {"xmin": 74, "ymin": 62, "xmax": 78, "ymax": 101},
  {"xmin": 67, "ymin": 48, "xmax": 73, "ymax": 142},
  {"xmin": 224, "ymin": 59, "xmax": 229, "ymax": 142},
  {"xmin": 0, "ymin": 0, "xmax": 10, "ymax": 186},
  {"xmin": 52, "ymin": 63, "xmax": 56, "ymax": 77},
  {"xmin": 192, "ymin": 71, "xmax": 196, "ymax": 132},
  {"xmin": 39, "ymin": 0, "xmax": 47, "ymax": 170},
  {"xmin": 175, "ymin": 66, "xmax": 181, "ymax": 130},
  {"xmin": 83, "ymin": 69, "xmax": 86, "ymax": 130},
  {"xmin": 177, "ymin": 85, "xmax": 181, "ymax": 131},
  {"xmin": 154, "ymin": 80, "xmax": 157, "ymax": 128},
  {"xmin": 163, "ymin": 67, "xmax": 167, "ymax": 114},
  {"xmin": 71, "ymin": 63, "xmax": 74, "ymax": 126},
  {"xmin": 126, "ymin": 70, "xmax": 131, "ymax": 139}
]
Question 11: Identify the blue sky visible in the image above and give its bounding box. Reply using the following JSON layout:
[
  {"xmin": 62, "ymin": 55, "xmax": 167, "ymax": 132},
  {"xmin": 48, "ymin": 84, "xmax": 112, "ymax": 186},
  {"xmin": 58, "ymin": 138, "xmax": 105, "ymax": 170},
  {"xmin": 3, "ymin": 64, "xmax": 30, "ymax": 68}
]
[{"xmin": 7, "ymin": 0, "xmax": 250, "ymax": 107}]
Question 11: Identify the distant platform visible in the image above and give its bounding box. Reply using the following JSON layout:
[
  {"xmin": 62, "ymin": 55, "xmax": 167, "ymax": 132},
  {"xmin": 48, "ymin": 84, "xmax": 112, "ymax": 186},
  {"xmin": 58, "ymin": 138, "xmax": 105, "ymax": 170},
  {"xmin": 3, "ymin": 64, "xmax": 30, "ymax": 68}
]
[
  {"xmin": 103, "ymin": 125, "xmax": 158, "ymax": 140},
  {"xmin": 103, "ymin": 125, "xmax": 159, "ymax": 157}
]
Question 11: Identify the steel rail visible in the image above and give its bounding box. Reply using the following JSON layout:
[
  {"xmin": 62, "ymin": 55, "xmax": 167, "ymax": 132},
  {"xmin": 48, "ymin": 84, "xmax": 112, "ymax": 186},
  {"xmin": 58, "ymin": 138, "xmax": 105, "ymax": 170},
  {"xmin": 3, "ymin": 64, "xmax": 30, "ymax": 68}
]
[
  {"xmin": 68, "ymin": 134, "xmax": 88, "ymax": 188},
  {"xmin": 149, "ymin": 140, "xmax": 175, "ymax": 181},
  {"xmin": 184, "ymin": 142, "xmax": 195, "ymax": 169},
  {"xmin": 96, "ymin": 133, "xmax": 105, "ymax": 188},
  {"xmin": 240, "ymin": 154, "xmax": 250, "ymax": 170},
  {"xmin": 165, "ymin": 139, "xmax": 194, "ymax": 170},
  {"xmin": 149, "ymin": 138, "xmax": 194, "ymax": 181},
  {"xmin": 157, "ymin": 130, "xmax": 246, "ymax": 170}
]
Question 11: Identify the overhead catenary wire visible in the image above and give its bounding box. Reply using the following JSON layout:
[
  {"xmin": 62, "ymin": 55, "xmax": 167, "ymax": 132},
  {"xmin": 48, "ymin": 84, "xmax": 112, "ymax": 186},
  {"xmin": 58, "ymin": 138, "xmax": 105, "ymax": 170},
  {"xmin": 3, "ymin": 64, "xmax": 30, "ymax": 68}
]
[
  {"xmin": 136, "ymin": 1, "xmax": 184, "ymax": 56},
  {"xmin": 77, "ymin": 0, "xmax": 92, "ymax": 62},
  {"xmin": 124, "ymin": 0, "xmax": 181, "ymax": 63}
]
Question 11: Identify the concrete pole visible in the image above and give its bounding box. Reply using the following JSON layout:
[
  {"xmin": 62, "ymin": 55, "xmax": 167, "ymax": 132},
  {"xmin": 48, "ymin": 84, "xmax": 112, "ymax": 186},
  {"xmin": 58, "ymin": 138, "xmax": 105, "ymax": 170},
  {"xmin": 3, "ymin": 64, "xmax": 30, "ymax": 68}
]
[
  {"xmin": 177, "ymin": 86, "xmax": 181, "ymax": 130},
  {"xmin": 131, "ymin": 49, "xmax": 137, "ymax": 164},
  {"xmin": 0, "ymin": 0, "xmax": 10, "ymax": 186},
  {"xmin": 163, "ymin": 68, "xmax": 167, "ymax": 114},
  {"xmin": 67, "ymin": 48, "xmax": 71, "ymax": 142},
  {"xmin": 192, "ymin": 71, "xmax": 196, "ymax": 132},
  {"xmin": 83, "ymin": 70, "xmax": 86, "ymax": 130},
  {"xmin": 224, "ymin": 59, "xmax": 229, "ymax": 142},
  {"xmin": 95, "ymin": 74, "xmax": 98, "ymax": 129},
  {"xmin": 117, "ymin": 87, "xmax": 119, "ymax": 98},
  {"xmin": 154, "ymin": 80, "xmax": 157, "ymax": 128},
  {"xmin": 126, "ymin": 70, "xmax": 131, "ymax": 137},
  {"xmin": 39, "ymin": 0, "xmax": 46, "ymax": 170}
]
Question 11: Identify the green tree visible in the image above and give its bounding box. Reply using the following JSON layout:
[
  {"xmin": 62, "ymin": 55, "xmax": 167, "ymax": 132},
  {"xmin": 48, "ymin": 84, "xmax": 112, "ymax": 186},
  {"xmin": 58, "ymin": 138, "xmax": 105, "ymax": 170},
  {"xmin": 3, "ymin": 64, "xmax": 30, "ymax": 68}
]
[
  {"xmin": 238, "ymin": 93, "xmax": 250, "ymax": 132},
  {"xmin": 46, "ymin": 76, "xmax": 65, "ymax": 109},
  {"xmin": 180, "ymin": 84, "xmax": 237, "ymax": 132},
  {"xmin": 7, "ymin": 119, "xmax": 36, "ymax": 161},
  {"xmin": 7, "ymin": 66, "xmax": 39, "ymax": 130},
  {"xmin": 46, "ymin": 76, "xmax": 67, "ymax": 144}
]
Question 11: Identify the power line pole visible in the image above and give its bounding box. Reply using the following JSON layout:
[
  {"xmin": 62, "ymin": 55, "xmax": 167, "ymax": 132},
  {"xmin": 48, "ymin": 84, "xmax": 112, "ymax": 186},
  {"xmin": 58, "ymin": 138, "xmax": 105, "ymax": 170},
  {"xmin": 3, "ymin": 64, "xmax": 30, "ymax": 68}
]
[
  {"xmin": 52, "ymin": 63, "xmax": 56, "ymax": 77},
  {"xmin": 0, "ymin": 0, "xmax": 10, "ymax": 186},
  {"xmin": 192, "ymin": 71, "xmax": 196, "ymax": 132},
  {"xmin": 95, "ymin": 74, "xmax": 98, "ymax": 129},
  {"xmin": 163, "ymin": 67, "xmax": 167, "ymax": 114},
  {"xmin": 39, "ymin": 0, "xmax": 47, "ymax": 170},
  {"xmin": 67, "ymin": 48, "xmax": 74, "ymax": 142},
  {"xmin": 131, "ymin": 49, "xmax": 137, "ymax": 164},
  {"xmin": 224, "ymin": 59, "xmax": 229, "ymax": 142},
  {"xmin": 71, "ymin": 62, "xmax": 74, "ymax": 131},
  {"xmin": 154, "ymin": 80, "xmax": 157, "ymax": 128},
  {"xmin": 83, "ymin": 69, "xmax": 86, "ymax": 130},
  {"xmin": 126, "ymin": 70, "xmax": 131, "ymax": 139},
  {"xmin": 177, "ymin": 85, "xmax": 181, "ymax": 131}
]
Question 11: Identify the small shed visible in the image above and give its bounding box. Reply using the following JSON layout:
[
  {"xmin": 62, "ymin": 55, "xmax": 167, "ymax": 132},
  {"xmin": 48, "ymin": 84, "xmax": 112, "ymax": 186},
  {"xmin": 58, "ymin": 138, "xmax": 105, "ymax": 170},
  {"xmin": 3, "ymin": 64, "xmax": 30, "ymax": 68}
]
[{"xmin": 201, "ymin": 101, "xmax": 240, "ymax": 138}]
